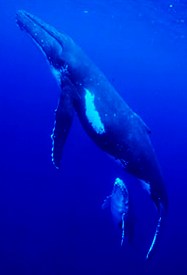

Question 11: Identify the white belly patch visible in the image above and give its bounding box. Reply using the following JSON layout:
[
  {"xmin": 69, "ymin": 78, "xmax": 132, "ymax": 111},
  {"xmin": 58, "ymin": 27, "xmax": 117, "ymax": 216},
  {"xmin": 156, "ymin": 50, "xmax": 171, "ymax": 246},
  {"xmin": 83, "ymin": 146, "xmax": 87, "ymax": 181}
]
[{"xmin": 84, "ymin": 88, "xmax": 105, "ymax": 134}]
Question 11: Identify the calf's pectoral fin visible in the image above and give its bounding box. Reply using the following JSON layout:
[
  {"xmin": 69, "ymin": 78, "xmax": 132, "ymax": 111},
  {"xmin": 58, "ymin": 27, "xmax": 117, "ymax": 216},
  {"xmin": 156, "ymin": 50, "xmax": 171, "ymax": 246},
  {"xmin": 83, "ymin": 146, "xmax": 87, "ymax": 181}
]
[
  {"xmin": 51, "ymin": 86, "xmax": 74, "ymax": 169},
  {"xmin": 121, "ymin": 213, "xmax": 125, "ymax": 246},
  {"xmin": 101, "ymin": 195, "xmax": 112, "ymax": 210}
]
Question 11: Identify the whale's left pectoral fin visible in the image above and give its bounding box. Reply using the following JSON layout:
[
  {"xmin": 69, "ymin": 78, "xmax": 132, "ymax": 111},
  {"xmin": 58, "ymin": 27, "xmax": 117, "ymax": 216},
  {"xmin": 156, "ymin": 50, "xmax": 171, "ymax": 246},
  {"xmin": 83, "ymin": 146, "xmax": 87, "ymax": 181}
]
[{"xmin": 51, "ymin": 88, "xmax": 74, "ymax": 169}]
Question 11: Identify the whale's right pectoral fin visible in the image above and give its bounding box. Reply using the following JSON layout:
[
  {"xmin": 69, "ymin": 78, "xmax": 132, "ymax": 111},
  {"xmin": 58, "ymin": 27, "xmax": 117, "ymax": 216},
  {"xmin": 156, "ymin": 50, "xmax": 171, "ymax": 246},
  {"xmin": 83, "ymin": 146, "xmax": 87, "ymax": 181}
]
[{"xmin": 51, "ymin": 86, "xmax": 74, "ymax": 169}]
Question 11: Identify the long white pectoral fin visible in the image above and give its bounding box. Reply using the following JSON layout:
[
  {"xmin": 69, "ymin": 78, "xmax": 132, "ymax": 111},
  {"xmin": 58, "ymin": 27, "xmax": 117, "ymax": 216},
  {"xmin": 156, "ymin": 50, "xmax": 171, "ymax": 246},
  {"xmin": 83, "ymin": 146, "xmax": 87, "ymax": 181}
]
[
  {"xmin": 101, "ymin": 195, "xmax": 112, "ymax": 210},
  {"xmin": 146, "ymin": 210, "xmax": 162, "ymax": 260},
  {"xmin": 51, "ymin": 87, "xmax": 74, "ymax": 169},
  {"xmin": 121, "ymin": 213, "xmax": 125, "ymax": 246}
]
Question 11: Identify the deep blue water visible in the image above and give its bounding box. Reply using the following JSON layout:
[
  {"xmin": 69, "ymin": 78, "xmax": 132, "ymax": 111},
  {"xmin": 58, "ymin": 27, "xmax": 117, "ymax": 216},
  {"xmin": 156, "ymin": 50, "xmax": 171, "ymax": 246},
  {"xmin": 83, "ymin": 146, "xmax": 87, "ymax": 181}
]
[{"xmin": 0, "ymin": 1, "xmax": 187, "ymax": 274}]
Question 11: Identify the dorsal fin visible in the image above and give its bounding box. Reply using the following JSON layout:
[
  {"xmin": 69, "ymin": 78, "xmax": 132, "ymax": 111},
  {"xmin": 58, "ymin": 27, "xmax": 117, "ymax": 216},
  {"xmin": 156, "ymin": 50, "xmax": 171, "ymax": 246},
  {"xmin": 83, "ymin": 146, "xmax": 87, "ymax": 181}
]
[
  {"xmin": 134, "ymin": 112, "xmax": 151, "ymax": 134},
  {"xmin": 143, "ymin": 120, "xmax": 151, "ymax": 134}
]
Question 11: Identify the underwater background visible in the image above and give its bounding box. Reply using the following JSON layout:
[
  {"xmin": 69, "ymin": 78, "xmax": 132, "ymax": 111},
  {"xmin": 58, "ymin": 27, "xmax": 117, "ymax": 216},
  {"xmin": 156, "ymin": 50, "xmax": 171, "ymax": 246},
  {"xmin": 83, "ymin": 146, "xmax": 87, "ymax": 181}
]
[{"xmin": 0, "ymin": 0, "xmax": 187, "ymax": 274}]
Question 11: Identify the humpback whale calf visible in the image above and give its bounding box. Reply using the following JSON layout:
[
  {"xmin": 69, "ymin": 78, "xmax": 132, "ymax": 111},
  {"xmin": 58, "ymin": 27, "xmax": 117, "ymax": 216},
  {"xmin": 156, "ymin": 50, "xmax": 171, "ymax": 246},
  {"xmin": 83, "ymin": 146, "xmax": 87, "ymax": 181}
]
[
  {"xmin": 16, "ymin": 10, "xmax": 167, "ymax": 259},
  {"xmin": 102, "ymin": 178, "xmax": 129, "ymax": 246}
]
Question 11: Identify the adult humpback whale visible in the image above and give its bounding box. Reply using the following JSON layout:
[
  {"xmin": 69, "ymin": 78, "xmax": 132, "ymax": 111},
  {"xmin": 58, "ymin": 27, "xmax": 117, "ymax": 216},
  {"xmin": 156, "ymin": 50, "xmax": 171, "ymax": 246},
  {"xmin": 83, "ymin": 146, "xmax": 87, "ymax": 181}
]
[{"xmin": 16, "ymin": 10, "xmax": 167, "ymax": 259}]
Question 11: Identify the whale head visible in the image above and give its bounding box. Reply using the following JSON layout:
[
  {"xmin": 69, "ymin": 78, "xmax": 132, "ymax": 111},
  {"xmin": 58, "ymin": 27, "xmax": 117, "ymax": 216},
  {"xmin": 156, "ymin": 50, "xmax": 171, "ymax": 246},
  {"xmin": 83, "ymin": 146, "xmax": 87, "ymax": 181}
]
[{"xmin": 16, "ymin": 10, "xmax": 85, "ymax": 82}]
